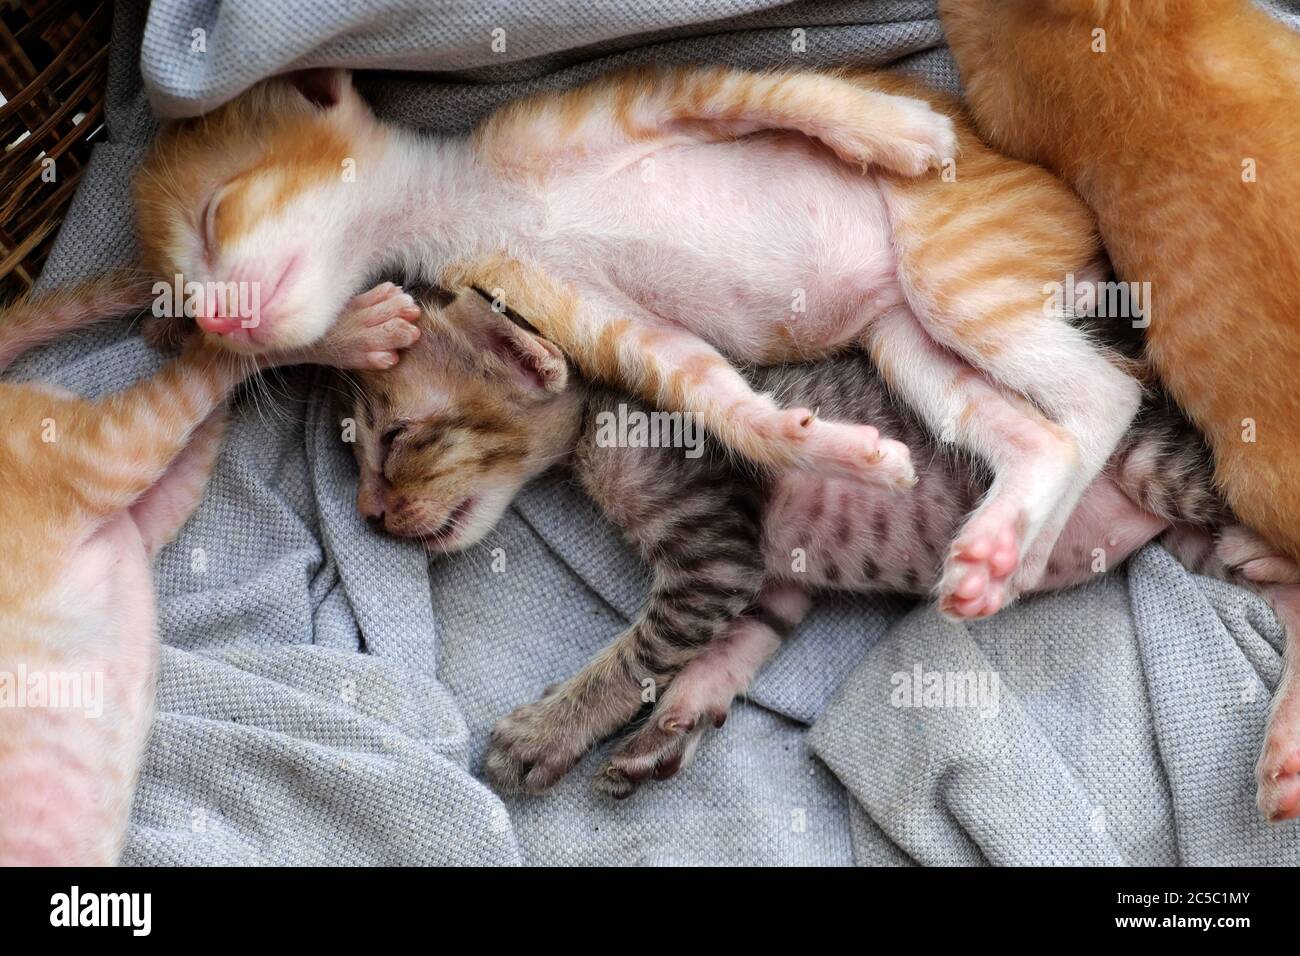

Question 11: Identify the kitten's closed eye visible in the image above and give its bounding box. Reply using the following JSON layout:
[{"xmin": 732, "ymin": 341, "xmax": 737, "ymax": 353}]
[
  {"xmin": 378, "ymin": 424, "xmax": 405, "ymax": 473},
  {"xmin": 198, "ymin": 191, "xmax": 220, "ymax": 264}
]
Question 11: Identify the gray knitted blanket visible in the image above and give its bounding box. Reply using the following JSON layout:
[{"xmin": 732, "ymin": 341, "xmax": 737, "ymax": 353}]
[{"xmin": 23, "ymin": 0, "xmax": 1300, "ymax": 865}]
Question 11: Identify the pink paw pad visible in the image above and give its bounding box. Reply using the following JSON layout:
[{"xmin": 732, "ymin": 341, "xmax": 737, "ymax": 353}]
[
  {"xmin": 939, "ymin": 520, "xmax": 1021, "ymax": 620},
  {"xmin": 333, "ymin": 282, "xmax": 423, "ymax": 369}
]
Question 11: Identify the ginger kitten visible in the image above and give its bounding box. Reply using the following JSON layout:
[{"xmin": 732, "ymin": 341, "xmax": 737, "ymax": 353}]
[
  {"xmin": 0, "ymin": 278, "xmax": 417, "ymax": 864},
  {"xmin": 938, "ymin": 0, "xmax": 1300, "ymax": 564},
  {"xmin": 135, "ymin": 65, "xmax": 1140, "ymax": 620}
]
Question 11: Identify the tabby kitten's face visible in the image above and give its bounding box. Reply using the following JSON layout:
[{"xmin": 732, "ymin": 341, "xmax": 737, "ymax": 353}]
[{"xmin": 349, "ymin": 289, "xmax": 582, "ymax": 552}]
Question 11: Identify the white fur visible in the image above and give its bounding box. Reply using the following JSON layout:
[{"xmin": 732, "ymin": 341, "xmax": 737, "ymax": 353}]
[{"xmin": 200, "ymin": 70, "xmax": 1134, "ymax": 614}]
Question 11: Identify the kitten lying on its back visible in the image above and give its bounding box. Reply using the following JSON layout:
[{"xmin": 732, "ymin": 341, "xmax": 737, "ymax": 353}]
[
  {"xmin": 0, "ymin": 279, "xmax": 417, "ymax": 865},
  {"xmin": 136, "ymin": 65, "xmax": 1141, "ymax": 621},
  {"xmin": 346, "ymin": 288, "xmax": 1300, "ymax": 816}
]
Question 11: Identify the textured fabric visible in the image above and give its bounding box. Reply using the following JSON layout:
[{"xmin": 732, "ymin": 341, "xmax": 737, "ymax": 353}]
[
  {"xmin": 809, "ymin": 547, "xmax": 1300, "ymax": 866},
  {"xmin": 140, "ymin": 0, "xmax": 955, "ymax": 118},
  {"xmin": 24, "ymin": 0, "xmax": 1300, "ymax": 865}
]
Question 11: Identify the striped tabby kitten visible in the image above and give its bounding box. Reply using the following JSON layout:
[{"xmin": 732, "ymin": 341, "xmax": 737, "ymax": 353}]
[
  {"xmin": 0, "ymin": 278, "xmax": 418, "ymax": 865},
  {"xmin": 136, "ymin": 64, "xmax": 1139, "ymax": 620},
  {"xmin": 346, "ymin": 289, "xmax": 1300, "ymax": 817}
]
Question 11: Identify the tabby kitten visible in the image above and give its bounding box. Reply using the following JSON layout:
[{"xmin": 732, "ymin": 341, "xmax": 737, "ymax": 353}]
[
  {"xmin": 346, "ymin": 289, "xmax": 1300, "ymax": 818},
  {"xmin": 135, "ymin": 64, "xmax": 1139, "ymax": 620},
  {"xmin": 0, "ymin": 278, "xmax": 418, "ymax": 865}
]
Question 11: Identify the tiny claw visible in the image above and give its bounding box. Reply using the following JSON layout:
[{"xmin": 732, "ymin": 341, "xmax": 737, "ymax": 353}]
[
  {"xmin": 801, "ymin": 406, "xmax": 820, "ymax": 427},
  {"xmin": 598, "ymin": 766, "xmax": 637, "ymax": 801},
  {"xmin": 660, "ymin": 715, "xmax": 695, "ymax": 735}
]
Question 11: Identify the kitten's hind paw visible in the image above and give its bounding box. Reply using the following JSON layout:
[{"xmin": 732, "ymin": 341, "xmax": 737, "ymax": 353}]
[
  {"xmin": 824, "ymin": 93, "xmax": 957, "ymax": 178},
  {"xmin": 937, "ymin": 502, "xmax": 1024, "ymax": 620},
  {"xmin": 778, "ymin": 409, "xmax": 916, "ymax": 489},
  {"xmin": 1258, "ymin": 742, "xmax": 1300, "ymax": 822}
]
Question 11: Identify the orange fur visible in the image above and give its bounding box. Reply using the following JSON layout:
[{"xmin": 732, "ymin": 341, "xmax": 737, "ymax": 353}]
[
  {"xmin": 134, "ymin": 81, "xmax": 363, "ymax": 275},
  {"xmin": 940, "ymin": 0, "xmax": 1300, "ymax": 561},
  {"xmin": 444, "ymin": 67, "xmax": 1108, "ymax": 481},
  {"xmin": 0, "ymin": 275, "xmax": 420, "ymax": 863},
  {"xmin": 0, "ymin": 278, "xmax": 248, "ymax": 864},
  {"xmin": 467, "ymin": 66, "xmax": 1108, "ymax": 417},
  {"xmin": 135, "ymin": 64, "xmax": 1136, "ymax": 612},
  {"xmin": 478, "ymin": 65, "xmax": 961, "ymax": 183},
  {"xmin": 138, "ymin": 65, "xmax": 1108, "ymax": 482}
]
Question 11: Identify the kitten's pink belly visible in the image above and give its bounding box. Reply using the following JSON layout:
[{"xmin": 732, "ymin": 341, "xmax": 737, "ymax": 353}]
[
  {"xmin": 762, "ymin": 474, "xmax": 964, "ymax": 593},
  {"xmin": 0, "ymin": 516, "xmax": 158, "ymax": 865},
  {"xmin": 761, "ymin": 470, "xmax": 1170, "ymax": 600},
  {"xmin": 569, "ymin": 134, "xmax": 903, "ymax": 358}
]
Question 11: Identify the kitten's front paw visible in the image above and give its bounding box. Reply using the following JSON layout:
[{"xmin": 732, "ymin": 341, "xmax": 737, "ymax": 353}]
[
  {"xmin": 483, "ymin": 692, "xmax": 592, "ymax": 795},
  {"xmin": 776, "ymin": 409, "xmax": 916, "ymax": 489},
  {"xmin": 831, "ymin": 93, "xmax": 957, "ymax": 178},
  {"xmin": 319, "ymin": 281, "xmax": 422, "ymax": 370}
]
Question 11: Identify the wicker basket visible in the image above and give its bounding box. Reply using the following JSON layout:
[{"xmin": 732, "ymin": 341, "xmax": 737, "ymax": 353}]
[{"xmin": 0, "ymin": 0, "xmax": 113, "ymax": 300}]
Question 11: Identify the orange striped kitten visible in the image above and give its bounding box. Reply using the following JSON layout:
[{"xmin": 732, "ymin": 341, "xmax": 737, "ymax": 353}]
[
  {"xmin": 940, "ymin": 0, "xmax": 1300, "ymax": 821},
  {"xmin": 0, "ymin": 277, "xmax": 417, "ymax": 865},
  {"xmin": 939, "ymin": 0, "xmax": 1300, "ymax": 563},
  {"xmin": 136, "ymin": 66, "xmax": 1140, "ymax": 620}
]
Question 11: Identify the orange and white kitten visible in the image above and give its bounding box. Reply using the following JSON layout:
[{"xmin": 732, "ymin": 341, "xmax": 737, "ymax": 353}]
[
  {"xmin": 939, "ymin": 0, "xmax": 1300, "ymax": 563},
  {"xmin": 135, "ymin": 66, "xmax": 1140, "ymax": 619},
  {"xmin": 0, "ymin": 278, "xmax": 417, "ymax": 865}
]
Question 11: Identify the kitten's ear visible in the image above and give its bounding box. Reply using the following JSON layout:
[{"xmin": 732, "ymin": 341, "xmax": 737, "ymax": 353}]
[
  {"xmin": 285, "ymin": 68, "xmax": 353, "ymax": 110},
  {"xmin": 444, "ymin": 288, "xmax": 568, "ymax": 395}
]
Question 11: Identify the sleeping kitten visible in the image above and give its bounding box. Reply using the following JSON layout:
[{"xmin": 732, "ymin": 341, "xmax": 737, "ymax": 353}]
[
  {"xmin": 0, "ymin": 278, "xmax": 417, "ymax": 865},
  {"xmin": 345, "ymin": 288, "xmax": 1300, "ymax": 819},
  {"xmin": 939, "ymin": 0, "xmax": 1300, "ymax": 823},
  {"xmin": 134, "ymin": 65, "xmax": 1140, "ymax": 620}
]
